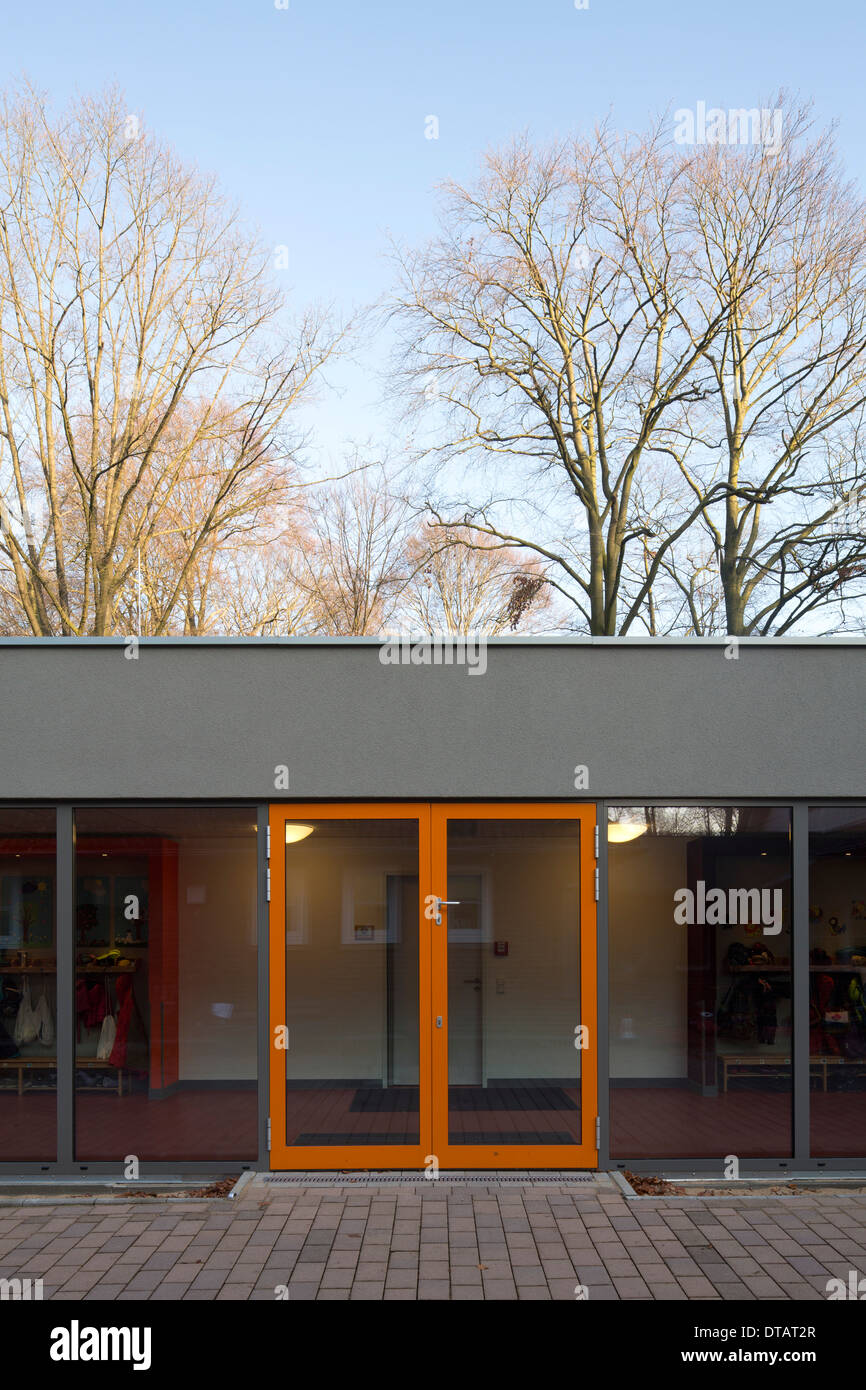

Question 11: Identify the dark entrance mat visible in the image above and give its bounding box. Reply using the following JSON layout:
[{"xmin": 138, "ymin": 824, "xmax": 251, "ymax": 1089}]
[
  {"xmin": 295, "ymin": 1133, "xmax": 413, "ymax": 1146},
  {"xmin": 448, "ymin": 1131, "xmax": 576, "ymax": 1145},
  {"xmin": 348, "ymin": 1086, "xmax": 578, "ymax": 1113},
  {"xmin": 348, "ymin": 1088, "xmax": 419, "ymax": 1113}
]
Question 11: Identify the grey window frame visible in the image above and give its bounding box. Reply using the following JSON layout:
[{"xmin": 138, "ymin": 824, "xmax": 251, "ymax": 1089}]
[{"xmin": 0, "ymin": 801, "xmax": 267, "ymax": 1178}]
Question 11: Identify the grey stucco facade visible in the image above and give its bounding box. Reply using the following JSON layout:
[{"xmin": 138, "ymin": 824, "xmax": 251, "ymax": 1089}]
[{"xmin": 0, "ymin": 636, "xmax": 863, "ymax": 801}]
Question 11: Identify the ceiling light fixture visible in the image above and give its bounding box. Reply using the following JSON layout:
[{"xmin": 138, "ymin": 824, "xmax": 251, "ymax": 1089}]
[
  {"xmin": 607, "ymin": 818, "xmax": 648, "ymax": 844},
  {"xmin": 284, "ymin": 824, "xmax": 314, "ymax": 845}
]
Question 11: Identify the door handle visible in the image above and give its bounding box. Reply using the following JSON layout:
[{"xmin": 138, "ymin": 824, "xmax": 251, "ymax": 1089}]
[
  {"xmin": 463, "ymin": 978, "xmax": 482, "ymax": 984},
  {"xmin": 431, "ymin": 898, "xmax": 461, "ymax": 925}
]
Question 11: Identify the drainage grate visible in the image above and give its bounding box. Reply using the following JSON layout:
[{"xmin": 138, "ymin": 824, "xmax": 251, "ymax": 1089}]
[{"xmin": 265, "ymin": 1172, "xmax": 597, "ymax": 1185}]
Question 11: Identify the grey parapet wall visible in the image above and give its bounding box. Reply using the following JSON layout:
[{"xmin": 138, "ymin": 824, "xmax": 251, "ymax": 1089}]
[{"xmin": 0, "ymin": 635, "xmax": 864, "ymax": 801}]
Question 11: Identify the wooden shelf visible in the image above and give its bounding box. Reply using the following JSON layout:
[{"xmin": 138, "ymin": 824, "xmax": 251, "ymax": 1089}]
[
  {"xmin": 726, "ymin": 964, "xmax": 866, "ymax": 973},
  {"xmin": 0, "ymin": 966, "xmax": 56, "ymax": 974},
  {"xmin": 0, "ymin": 965, "xmax": 137, "ymax": 974},
  {"xmin": 726, "ymin": 964, "xmax": 790, "ymax": 973},
  {"xmin": 78, "ymin": 966, "xmax": 138, "ymax": 973},
  {"xmin": 76, "ymin": 943, "xmax": 147, "ymax": 949},
  {"xmin": 809, "ymin": 964, "xmax": 866, "ymax": 972}
]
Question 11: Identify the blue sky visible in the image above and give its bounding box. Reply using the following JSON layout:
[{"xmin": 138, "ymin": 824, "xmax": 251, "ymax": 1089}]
[{"xmin": 2, "ymin": 0, "xmax": 864, "ymax": 463}]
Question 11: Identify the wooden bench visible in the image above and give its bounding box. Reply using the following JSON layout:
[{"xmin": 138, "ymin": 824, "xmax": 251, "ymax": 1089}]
[
  {"xmin": 720, "ymin": 1054, "xmax": 792, "ymax": 1092},
  {"xmin": 720, "ymin": 1054, "xmax": 866, "ymax": 1092},
  {"xmin": 0, "ymin": 1058, "xmax": 124, "ymax": 1096},
  {"xmin": 809, "ymin": 1056, "xmax": 866, "ymax": 1091}
]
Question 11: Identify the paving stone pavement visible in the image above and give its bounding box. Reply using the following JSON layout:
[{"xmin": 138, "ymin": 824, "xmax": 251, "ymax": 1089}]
[{"xmin": 2, "ymin": 1174, "xmax": 866, "ymax": 1301}]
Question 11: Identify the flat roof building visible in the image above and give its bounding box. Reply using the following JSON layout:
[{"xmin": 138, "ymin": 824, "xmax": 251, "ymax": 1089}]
[{"xmin": 0, "ymin": 635, "xmax": 863, "ymax": 1174}]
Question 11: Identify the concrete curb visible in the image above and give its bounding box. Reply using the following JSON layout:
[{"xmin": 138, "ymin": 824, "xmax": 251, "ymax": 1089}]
[
  {"xmin": 610, "ymin": 1169, "xmax": 866, "ymax": 1201},
  {"xmin": 228, "ymin": 1169, "xmax": 257, "ymax": 1199}
]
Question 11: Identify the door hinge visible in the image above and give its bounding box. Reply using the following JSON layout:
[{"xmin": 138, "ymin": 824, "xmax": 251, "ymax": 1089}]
[
  {"xmin": 266, "ymin": 867, "xmax": 271, "ymax": 902},
  {"xmin": 595, "ymin": 1116, "xmax": 600, "ymax": 1149},
  {"xmin": 267, "ymin": 1117, "xmax": 272, "ymax": 1151},
  {"xmin": 594, "ymin": 824, "xmax": 599, "ymax": 858},
  {"xmin": 266, "ymin": 824, "xmax": 271, "ymax": 858},
  {"xmin": 594, "ymin": 867, "xmax": 599, "ymax": 901}
]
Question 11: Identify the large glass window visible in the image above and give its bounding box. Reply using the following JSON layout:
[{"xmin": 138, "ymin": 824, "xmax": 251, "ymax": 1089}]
[
  {"xmin": 609, "ymin": 805, "xmax": 792, "ymax": 1160},
  {"xmin": 809, "ymin": 807, "xmax": 866, "ymax": 1158},
  {"xmin": 74, "ymin": 808, "xmax": 258, "ymax": 1161},
  {"xmin": 0, "ymin": 809, "xmax": 56, "ymax": 1160}
]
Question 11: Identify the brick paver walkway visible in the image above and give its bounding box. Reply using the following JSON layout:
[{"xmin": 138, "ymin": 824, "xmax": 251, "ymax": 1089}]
[{"xmin": 1, "ymin": 1174, "xmax": 865, "ymax": 1300}]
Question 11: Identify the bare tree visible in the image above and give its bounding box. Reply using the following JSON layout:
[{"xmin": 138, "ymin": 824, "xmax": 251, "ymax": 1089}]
[
  {"xmin": 0, "ymin": 83, "xmax": 341, "ymax": 635},
  {"xmin": 390, "ymin": 128, "xmax": 729, "ymax": 635},
  {"xmin": 667, "ymin": 104, "xmax": 866, "ymax": 634},
  {"xmin": 398, "ymin": 527, "xmax": 550, "ymax": 633},
  {"xmin": 391, "ymin": 104, "xmax": 866, "ymax": 636},
  {"xmin": 109, "ymin": 475, "xmax": 317, "ymax": 636},
  {"xmin": 293, "ymin": 464, "xmax": 413, "ymax": 635}
]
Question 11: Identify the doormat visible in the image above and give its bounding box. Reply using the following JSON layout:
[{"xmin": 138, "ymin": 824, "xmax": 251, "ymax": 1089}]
[
  {"xmin": 295, "ymin": 1130, "xmax": 578, "ymax": 1145},
  {"xmin": 264, "ymin": 1173, "xmax": 598, "ymax": 1185},
  {"xmin": 348, "ymin": 1086, "xmax": 578, "ymax": 1113},
  {"xmin": 295, "ymin": 1133, "xmax": 414, "ymax": 1145},
  {"xmin": 448, "ymin": 1132, "xmax": 576, "ymax": 1145}
]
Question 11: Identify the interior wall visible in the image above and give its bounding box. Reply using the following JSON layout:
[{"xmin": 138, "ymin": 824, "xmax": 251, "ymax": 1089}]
[
  {"xmin": 810, "ymin": 860, "xmax": 866, "ymax": 953},
  {"xmin": 176, "ymin": 836, "xmax": 258, "ymax": 1081},
  {"xmin": 447, "ymin": 838, "xmax": 581, "ymax": 1081},
  {"xmin": 609, "ymin": 837, "xmax": 688, "ymax": 1079},
  {"xmin": 282, "ymin": 837, "xmax": 417, "ymax": 1082}
]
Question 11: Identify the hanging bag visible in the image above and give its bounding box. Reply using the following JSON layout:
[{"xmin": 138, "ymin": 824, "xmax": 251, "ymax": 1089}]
[
  {"xmin": 33, "ymin": 993, "xmax": 54, "ymax": 1047},
  {"xmin": 96, "ymin": 1012, "xmax": 116, "ymax": 1061},
  {"xmin": 13, "ymin": 981, "xmax": 38, "ymax": 1047}
]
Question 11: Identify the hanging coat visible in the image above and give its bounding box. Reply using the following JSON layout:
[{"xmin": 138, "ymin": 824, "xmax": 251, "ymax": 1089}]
[
  {"xmin": 109, "ymin": 975, "xmax": 134, "ymax": 1068},
  {"xmin": 0, "ymin": 1018, "xmax": 19, "ymax": 1059},
  {"xmin": 84, "ymin": 984, "xmax": 107, "ymax": 1030}
]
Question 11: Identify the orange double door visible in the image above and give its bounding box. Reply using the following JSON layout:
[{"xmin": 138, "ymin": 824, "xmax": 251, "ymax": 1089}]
[{"xmin": 268, "ymin": 804, "xmax": 597, "ymax": 1170}]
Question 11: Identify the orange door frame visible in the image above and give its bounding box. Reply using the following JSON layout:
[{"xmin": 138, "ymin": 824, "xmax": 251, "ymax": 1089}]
[{"xmin": 268, "ymin": 802, "xmax": 597, "ymax": 1172}]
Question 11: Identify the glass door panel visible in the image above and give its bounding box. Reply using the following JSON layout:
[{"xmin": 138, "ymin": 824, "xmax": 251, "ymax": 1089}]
[
  {"xmin": 269, "ymin": 805, "xmax": 430, "ymax": 1169},
  {"xmin": 445, "ymin": 821, "xmax": 582, "ymax": 1146},
  {"xmin": 432, "ymin": 805, "xmax": 597, "ymax": 1168}
]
